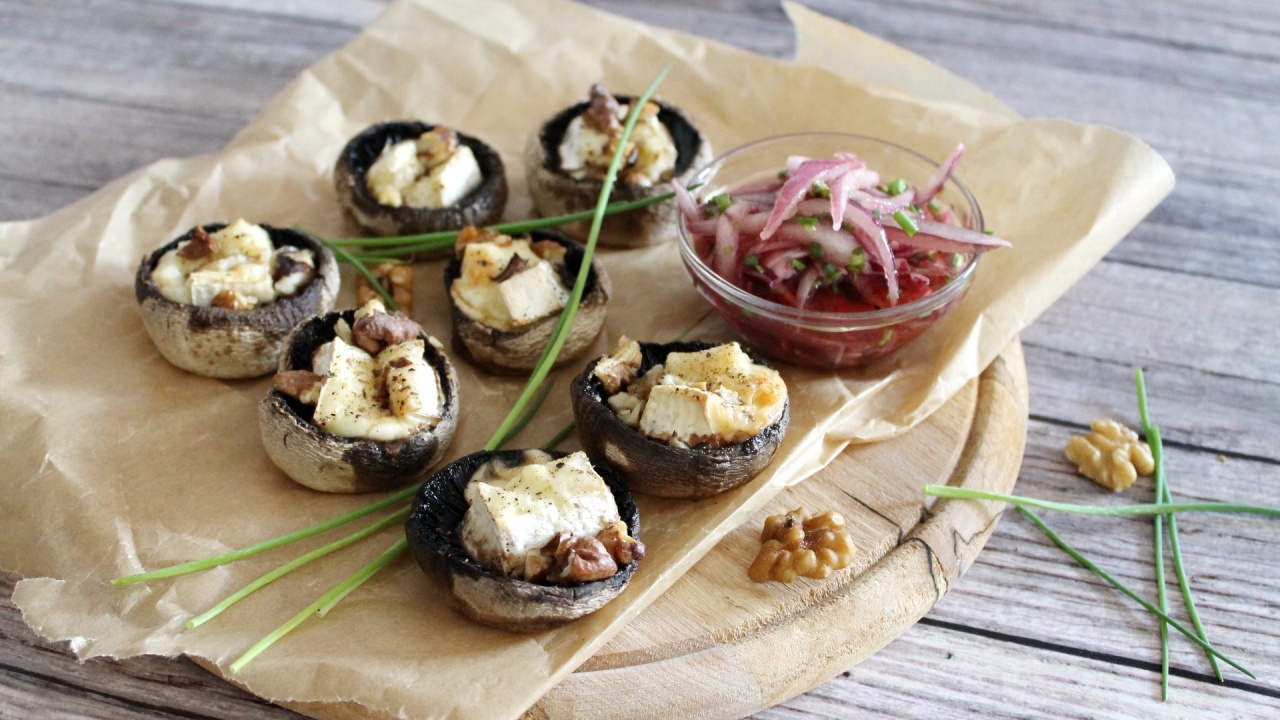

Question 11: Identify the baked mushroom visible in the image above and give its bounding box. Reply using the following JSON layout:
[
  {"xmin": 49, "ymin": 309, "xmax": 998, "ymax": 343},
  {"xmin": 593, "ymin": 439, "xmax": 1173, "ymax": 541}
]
[
  {"xmin": 445, "ymin": 227, "xmax": 610, "ymax": 375},
  {"xmin": 570, "ymin": 338, "xmax": 790, "ymax": 498},
  {"xmin": 405, "ymin": 448, "xmax": 643, "ymax": 632},
  {"xmin": 524, "ymin": 84, "xmax": 712, "ymax": 248},
  {"xmin": 135, "ymin": 221, "xmax": 340, "ymax": 379},
  {"xmin": 258, "ymin": 301, "xmax": 460, "ymax": 493},
  {"xmin": 334, "ymin": 121, "xmax": 508, "ymax": 251}
]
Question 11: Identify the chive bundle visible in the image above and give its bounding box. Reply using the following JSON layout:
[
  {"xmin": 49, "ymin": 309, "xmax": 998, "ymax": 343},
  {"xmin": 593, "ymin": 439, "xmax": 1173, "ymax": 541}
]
[{"xmin": 924, "ymin": 370, "xmax": 1273, "ymax": 691}]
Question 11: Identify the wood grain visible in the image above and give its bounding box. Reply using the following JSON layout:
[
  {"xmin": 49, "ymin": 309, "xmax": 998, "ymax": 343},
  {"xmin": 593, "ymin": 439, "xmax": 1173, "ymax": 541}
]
[{"xmin": 1, "ymin": 0, "xmax": 1278, "ymax": 718}]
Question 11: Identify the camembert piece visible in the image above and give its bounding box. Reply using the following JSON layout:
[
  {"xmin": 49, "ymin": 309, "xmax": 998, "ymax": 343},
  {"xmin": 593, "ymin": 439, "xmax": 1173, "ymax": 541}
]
[
  {"xmin": 558, "ymin": 84, "xmax": 677, "ymax": 187},
  {"xmin": 603, "ymin": 339, "xmax": 787, "ymax": 448},
  {"xmin": 459, "ymin": 451, "xmax": 622, "ymax": 581},
  {"xmin": 150, "ymin": 220, "xmax": 316, "ymax": 308},
  {"xmin": 273, "ymin": 299, "xmax": 442, "ymax": 442},
  {"xmin": 365, "ymin": 126, "xmax": 483, "ymax": 209},
  {"xmin": 449, "ymin": 230, "xmax": 570, "ymax": 332}
]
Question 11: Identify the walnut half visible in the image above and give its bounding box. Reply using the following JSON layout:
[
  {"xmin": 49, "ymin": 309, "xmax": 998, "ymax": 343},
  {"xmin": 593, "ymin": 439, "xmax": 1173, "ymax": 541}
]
[
  {"xmin": 749, "ymin": 508, "xmax": 856, "ymax": 583},
  {"xmin": 1065, "ymin": 418, "xmax": 1155, "ymax": 491}
]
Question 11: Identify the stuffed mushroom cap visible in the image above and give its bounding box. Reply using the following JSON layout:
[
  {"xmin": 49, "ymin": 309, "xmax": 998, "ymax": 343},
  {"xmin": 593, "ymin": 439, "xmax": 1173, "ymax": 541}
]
[
  {"xmin": 570, "ymin": 340, "xmax": 790, "ymax": 498},
  {"xmin": 258, "ymin": 308, "xmax": 460, "ymax": 493},
  {"xmin": 405, "ymin": 448, "xmax": 641, "ymax": 632},
  {"xmin": 334, "ymin": 120, "xmax": 508, "ymax": 251},
  {"xmin": 524, "ymin": 93, "xmax": 712, "ymax": 249},
  {"xmin": 446, "ymin": 229, "xmax": 610, "ymax": 375},
  {"xmin": 135, "ymin": 223, "xmax": 339, "ymax": 379}
]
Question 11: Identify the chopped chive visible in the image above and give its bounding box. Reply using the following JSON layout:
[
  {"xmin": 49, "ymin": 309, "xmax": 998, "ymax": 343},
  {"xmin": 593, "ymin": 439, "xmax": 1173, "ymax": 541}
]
[
  {"xmin": 893, "ymin": 210, "xmax": 919, "ymax": 237},
  {"xmin": 744, "ymin": 254, "xmax": 762, "ymax": 271},
  {"xmin": 711, "ymin": 193, "xmax": 733, "ymax": 213},
  {"xmin": 811, "ymin": 179, "xmax": 830, "ymax": 199},
  {"xmin": 808, "ymin": 240, "xmax": 824, "ymax": 255},
  {"xmin": 791, "ymin": 258, "xmax": 806, "ymax": 270},
  {"xmin": 876, "ymin": 329, "xmax": 893, "ymax": 347},
  {"xmin": 908, "ymin": 204, "xmax": 920, "ymax": 214},
  {"xmin": 740, "ymin": 307, "xmax": 756, "ymax": 318},
  {"xmin": 823, "ymin": 262, "xmax": 838, "ymax": 278},
  {"xmin": 927, "ymin": 200, "xmax": 942, "ymax": 214},
  {"xmin": 883, "ymin": 177, "xmax": 908, "ymax": 196},
  {"xmin": 950, "ymin": 253, "xmax": 965, "ymax": 269},
  {"xmin": 981, "ymin": 229, "xmax": 994, "ymax": 235},
  {"xmin": 872, "ymin": 209, "xmax": 881, "ymax": 221},
  {"xmin": 777, "ymin": 169, "xmax": 788, "ymax": 179},
  {"xmin": 702, "ymin": 208, "xmax": 714, "ymax": 218},
  {"xmin": 796, "ymin": 217, "xmax": 819, "ymax": 228},
  {"xmin": 847, "ymin": 248, "xmax": 866, "ymax": 274}
]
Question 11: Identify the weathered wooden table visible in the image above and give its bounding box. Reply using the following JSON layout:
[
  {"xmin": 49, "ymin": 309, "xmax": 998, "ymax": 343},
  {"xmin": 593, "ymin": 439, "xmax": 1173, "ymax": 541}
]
[{"xmin": 2, "ymin": 1, "xmax": 1277, "ymax": 718}]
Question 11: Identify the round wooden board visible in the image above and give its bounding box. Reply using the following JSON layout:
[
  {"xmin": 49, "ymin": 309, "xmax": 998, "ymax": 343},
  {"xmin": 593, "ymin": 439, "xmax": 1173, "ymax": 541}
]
[{"xmin": 271, "ymin": 339, "xmax": 1028, "ymax": 720}]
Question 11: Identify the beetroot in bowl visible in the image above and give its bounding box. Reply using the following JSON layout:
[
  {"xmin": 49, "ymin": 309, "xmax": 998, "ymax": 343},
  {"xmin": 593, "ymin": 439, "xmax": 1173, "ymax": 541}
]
[{"xmin": 675, "ymin": 133, "xmax": 1008, "ymax": 370}]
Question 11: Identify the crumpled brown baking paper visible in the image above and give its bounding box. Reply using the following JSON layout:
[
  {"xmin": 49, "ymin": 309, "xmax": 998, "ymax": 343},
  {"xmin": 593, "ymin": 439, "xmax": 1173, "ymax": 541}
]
[{"xmin": 0, "ymin": 1, "xmax": 1172, "ymax": 719}]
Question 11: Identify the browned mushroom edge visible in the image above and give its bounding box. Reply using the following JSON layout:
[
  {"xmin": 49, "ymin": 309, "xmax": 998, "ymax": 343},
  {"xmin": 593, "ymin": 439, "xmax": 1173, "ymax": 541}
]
[
  {"xmin": 405, "ymin": 448, "xmax": 641, "ymax": 632},
  {"xmin": 524, "ymin": 94, "xmax": 712, "ymax": 249},
  {"xmin": 443, "ymin": 229, "xmax": 611, "ymax": 375},
  {"xmin": 569, "ymin": 340, "xmax": 790, "ymax": 499},
  {"xmin": 134, "ymin": 223, "xmax": 340, "ymax": 379},
  {"xmin": 257, "ymin": 308, "xmax": 460, "ymax": 493},
  {"xmin": 334, "ymin": 120, "xmax": 509, "ymax": 253}
]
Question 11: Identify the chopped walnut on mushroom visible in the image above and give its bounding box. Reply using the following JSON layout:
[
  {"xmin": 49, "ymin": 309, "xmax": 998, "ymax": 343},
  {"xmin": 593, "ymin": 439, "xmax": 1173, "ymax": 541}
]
[
  {"xmin": 351, "ymin": 300, "xmax": 425, "ymax": 355},
  {"xmin": 356, "ymin": 262, "xmax": 413, "ymax": 311},
  {"xmin": 523, "ymin": 522, "xmax": 644, "ymax": 586},
  {"xmin": 1065, "ymin": 418, "xmax": 1155, "ymax": 491},
  {"xmin": 749, "ymin": 507, "xmax": 856, "ymax": 583},
  {"xmin": 593, "ymin": 336, "xmax": 643, "ymax": 395}
]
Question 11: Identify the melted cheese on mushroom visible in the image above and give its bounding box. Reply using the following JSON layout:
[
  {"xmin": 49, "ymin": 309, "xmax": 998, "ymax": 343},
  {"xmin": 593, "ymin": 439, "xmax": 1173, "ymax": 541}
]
[
  {"xmin": 449, "ymin": 235, "xmax": 570, "ymax": 332},
  {"xmin": 558, "ymin": 99, "xmax": 677, "ymax": 186},
  {"xmin": 603, "ymin": 340, "xmax": 787, "ymax": 448},
  {"xmin": 365, "ymin": 128, "xmax": 483, "ymax": 209},
  {"xmin": 459, "ymin": 451, "xmax": 621, "ymax": 580},
  {"xmin": 150, "ymin": 220, "xmax": 315, "ymax": 308}
]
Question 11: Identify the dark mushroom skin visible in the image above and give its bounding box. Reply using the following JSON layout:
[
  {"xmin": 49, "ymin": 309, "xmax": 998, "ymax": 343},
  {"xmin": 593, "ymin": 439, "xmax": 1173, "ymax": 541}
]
[
  {"xmin": 334, "ymin": 120, "xmax": 508, "ymax": 254},
  {"xmin": 445, "ymin": 229, "xmax": 610, "ymax": 375},
  {"xmin": 258, "ymin": 308, "xmax": 460, "ymax": 493},
  {"xmin": 405, "ymin": 449, "xmax": 641, "ymax": 632},
  {"xmin": 570, "ymin": 340, "xmax": 790, "ymax": 499},
  {"xmin": 524, "ymin": 94, "xmax": 712, "ymax": 248},
  {"xmin": 134, "ymin": 223, "xmax": 340, "ymax": 379}
]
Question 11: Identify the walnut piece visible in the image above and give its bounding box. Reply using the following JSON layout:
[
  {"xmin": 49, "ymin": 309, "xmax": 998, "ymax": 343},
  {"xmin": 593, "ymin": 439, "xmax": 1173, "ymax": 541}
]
[
  {"xmin": 177, "ymin": 226, "xmax": 218, "ymax": 260},
  {"xmin": 593, "ymin": 336, "xmax": 643, "ymax": 395},
  {"xmin": 749, "ymin": 508, "xmax": 856, "ymax": 583},
  {"xmin": 416, "ymin": 126, "xmax": 458, "ymax": 167},
  {"xmin": 273, "ymin": 370, "xmax": 323, "ymax": 404},
  {"xmin": 1065, "ymin": 418, "xmax": 1156, "ymax": 491},
  {"xmin": 210, "ymin": 289, "xmax": 255, "ymax": 310},
  {"xmin": 596, "ymin": 521, "xmax": 645, "ymax": 566},
  {"xmin": 546, "ymin": 533, "xmax": 618, "ymax": 585},
  {"xmin": 356, "ymin": 262, "xmax": 413, "ymax": 311},
  {"xmin": 351, "ymin": 307, "xmax": 423, "ymax": 355}
]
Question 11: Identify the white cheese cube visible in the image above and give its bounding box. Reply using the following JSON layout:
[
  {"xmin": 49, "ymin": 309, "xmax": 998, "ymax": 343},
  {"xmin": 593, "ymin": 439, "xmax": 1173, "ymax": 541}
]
[
  {"xmin": 638, "ymin": 384, "xmax": 743, "ymax": 447},
  {"xmin": 188, "ymin": 261, "xmax": 276, "ymax": 307},
  {"xmin": 312, "ymin": 337, "xmax": 392, "ymax": 439},
  {"xmin": 402, "ymin": 145, "xmax": 482, "ymax": 209},
  {"xmin": 152, "ymin": 250, "xmax": 198, "ymax": 304},
  {"xmin": 377, "ymin": 340, "xmax": 441, "ymax": 425},
  {"xmin": 459, "ymin": 451, "xmax": 620, "ymax": 579},
  {"xmin": 498, "ymin": 262, "xmax": 568, "ymax": 326},
  {"xmin": 365, "ymin": 140, "xmax": 423, "ymax": 207}
]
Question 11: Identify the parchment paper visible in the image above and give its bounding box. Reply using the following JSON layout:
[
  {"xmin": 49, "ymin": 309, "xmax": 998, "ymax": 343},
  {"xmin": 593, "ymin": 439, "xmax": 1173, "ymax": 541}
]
[{"xmin": 0, "ymin": 1, "xmax": 1173, "ymax": 719}]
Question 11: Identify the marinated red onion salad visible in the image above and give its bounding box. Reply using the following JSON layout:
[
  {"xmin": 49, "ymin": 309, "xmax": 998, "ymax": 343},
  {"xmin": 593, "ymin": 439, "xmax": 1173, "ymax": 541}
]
[{"xmin": 676, "ymin": 145, "xmax": 1009, "ymax": 312}]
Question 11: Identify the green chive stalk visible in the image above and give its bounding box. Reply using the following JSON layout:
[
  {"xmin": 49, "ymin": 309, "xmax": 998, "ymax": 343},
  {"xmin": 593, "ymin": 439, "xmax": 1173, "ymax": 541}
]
[
  {"xmin": 228, "ymin": 538, "xmax": 408, "ymax": 674},
  {"xmin": 112, "ymin": 487, "xmax": 420, "ymax": 585},
  {"xmin": 325, "ymin": 240, "xmax": 399, "ymax": 312},
  {"xmin": 229, "ymin": 67, "xmax": 673, "ymax": 673},
  {"xmin": 1136, "ymin": 369, "xmax": 1222, "ymax": 682},
  {"xmin": 186, "ymin": 507, "xmax": 410, "ymax": 628},
  {"xmin": 921, "ymin": 486, "xmax": 1280, "ymax": 518},
  {"xmin": 1152, "ymin": 423, "xmax": 1171, "ymax": 698},
  {"xmin": 1016, "ymin": 507, "xmax": 1254, "ymax": 678}
]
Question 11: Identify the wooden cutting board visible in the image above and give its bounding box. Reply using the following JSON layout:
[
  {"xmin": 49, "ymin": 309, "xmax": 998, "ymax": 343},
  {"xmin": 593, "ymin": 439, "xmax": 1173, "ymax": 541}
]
[{"xmin": 270, "ymin": 340, "xmax": 1028, "ymax": 720}]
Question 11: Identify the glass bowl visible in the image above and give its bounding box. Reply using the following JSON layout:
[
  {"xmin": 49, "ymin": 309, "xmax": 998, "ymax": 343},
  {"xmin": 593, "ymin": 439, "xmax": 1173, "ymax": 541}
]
[{"xmin": 677, "ymin": 132, "xmax": 984, "ymax": 370}]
